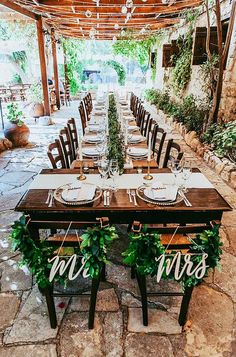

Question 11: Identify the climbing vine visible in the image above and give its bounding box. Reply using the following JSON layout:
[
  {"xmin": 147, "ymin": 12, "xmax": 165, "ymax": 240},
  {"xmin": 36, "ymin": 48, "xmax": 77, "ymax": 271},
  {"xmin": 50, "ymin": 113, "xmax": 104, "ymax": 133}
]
[{"xmin": 106, "ymin": 60, "xmax": 126, "ymax": 85}]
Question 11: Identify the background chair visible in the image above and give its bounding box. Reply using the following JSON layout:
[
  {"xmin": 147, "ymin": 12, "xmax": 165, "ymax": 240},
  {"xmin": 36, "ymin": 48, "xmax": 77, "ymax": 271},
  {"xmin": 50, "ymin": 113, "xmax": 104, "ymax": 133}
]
[
  {"xmin": 59, "ymin": 127, "xmax": 75, "ymax": 168},
  {"xmin": 47, "ymin": 139, "xmax": 66, "ymax": 169},
  {"xmin": 162, "ymin": 139, "xmax": 183, "ymax": 168},
  {"xmin": 67, "ymin": 118, "xmax": 79, "ymax": 160}
]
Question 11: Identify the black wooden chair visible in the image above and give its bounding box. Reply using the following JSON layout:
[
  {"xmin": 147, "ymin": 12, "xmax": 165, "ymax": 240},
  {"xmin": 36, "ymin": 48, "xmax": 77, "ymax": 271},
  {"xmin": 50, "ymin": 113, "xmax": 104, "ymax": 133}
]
[
  {"xmin": 67, "ymin": 118, "xmax": 79, "ymax": 161},
  {"xmin": 47, "ymin": 139, "xmax": 66, "ymax": 169},
  {"xmin": 162, "ymin": 139, "xmax": 183, "ymax": 168},
  {"xmin": 40, "ymin": 217, "xmax": 109, "ymax": 329},
  {"xmin": 152, "ymin": 124, "xmax": 167, "ymax": 166},
  {"xmin": 59, "ymin": 127, "xmax": 75, "ymax": 168},
  {"xmin": 78, "ymin": 102, "xmax": 87, "ymax": 135},
  {"xmin": 129, "ymin": 221, "xmax": 213, "ymax": 327}
]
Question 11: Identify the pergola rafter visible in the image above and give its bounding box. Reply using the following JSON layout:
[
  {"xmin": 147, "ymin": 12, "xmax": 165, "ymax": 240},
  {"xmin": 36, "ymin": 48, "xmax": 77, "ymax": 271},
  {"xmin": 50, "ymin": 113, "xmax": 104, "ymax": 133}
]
[{"xmin": 0, "ymin": 0, "xmax": 203, "ymax": 39}]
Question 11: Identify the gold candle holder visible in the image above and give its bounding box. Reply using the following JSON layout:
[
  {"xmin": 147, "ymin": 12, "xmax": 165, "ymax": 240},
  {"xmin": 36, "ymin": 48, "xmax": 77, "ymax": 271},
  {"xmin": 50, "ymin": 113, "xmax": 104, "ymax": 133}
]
[
  {"xmin": 143, "ymin": 160, "xmax": 153, "ymax": 180},
  {"xmin": 78, "ymin": 160, "xmax": 86, "ymax": 181}
]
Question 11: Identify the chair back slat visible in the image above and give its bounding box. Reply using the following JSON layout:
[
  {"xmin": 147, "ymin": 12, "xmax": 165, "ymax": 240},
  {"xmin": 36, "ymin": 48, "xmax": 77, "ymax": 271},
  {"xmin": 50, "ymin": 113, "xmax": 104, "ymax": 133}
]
[
  {"xmin": 47, "ymin": 139, "xmax": 66, "ymax": 169},
  {"xmin": 162, "ymin": 139, "xmax": 183, "ymax": 168},
  {"xmin": 67, "ymin": 118, "xmax": 79, "ymax": 160},
  {"xmin": 59, "ymin": 127, "xmax": 74, "ymax": 168}
]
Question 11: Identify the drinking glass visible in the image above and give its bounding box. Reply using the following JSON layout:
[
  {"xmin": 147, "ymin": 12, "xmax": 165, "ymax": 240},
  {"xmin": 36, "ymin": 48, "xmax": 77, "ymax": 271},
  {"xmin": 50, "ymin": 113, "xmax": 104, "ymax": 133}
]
[
  {"xmin": 97, "ymin": 159, "xmax": 109, "ymax": 188},
  {"xmin": 181, "ymin": 161, "xmax": 192, "ymax": 192},
  {"xmin": 109, "ymin": 159, "xmax": 119, "ymax": 191},
  {"xmin": 168, "ymin": 159, "xmax": 183, "ymax": 185}
]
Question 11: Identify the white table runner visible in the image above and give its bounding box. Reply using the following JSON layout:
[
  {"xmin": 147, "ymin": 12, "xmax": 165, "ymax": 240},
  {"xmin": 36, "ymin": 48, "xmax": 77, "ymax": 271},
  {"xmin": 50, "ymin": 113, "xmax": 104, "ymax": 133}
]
[{"xmin": 29, "ymin": 173, "xmax": 214, "ymax": 190}]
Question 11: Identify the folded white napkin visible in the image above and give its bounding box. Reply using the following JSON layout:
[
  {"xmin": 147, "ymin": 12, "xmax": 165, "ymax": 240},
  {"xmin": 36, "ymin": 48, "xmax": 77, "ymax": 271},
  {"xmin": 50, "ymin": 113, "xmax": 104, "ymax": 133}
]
[
  {"xmin": 61, "ymin": 183, "xmax": 96, "ymax": 202},
  {"xmin": 87, "ymin": 125, "xmax": 99, "ymax": 132},
  {"xmin": 128, "ymin": 147, "xmax": 148, "ymax": 157},
  {"xmin": 82, "ymin": 147, "xmax": 101, "ymax": 156},
  {"xmin": 144, "ymin": 186, "xmax": 178, "ymax": 202},
  {"xmin": 128, "ymin": 135, "xmax": 145, "ymax": 143},
  {"xmin": 83, "ymin": 135, "xmax": 101, "ymax": 143},
  {"xmin": 128, "ymin": 125, "xmax": 139, "ymax": 131}
]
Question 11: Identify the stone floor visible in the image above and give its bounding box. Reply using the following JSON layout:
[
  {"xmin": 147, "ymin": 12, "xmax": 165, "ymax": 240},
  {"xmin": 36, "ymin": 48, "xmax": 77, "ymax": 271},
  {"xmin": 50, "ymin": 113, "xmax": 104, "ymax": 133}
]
[{"xmin": 0, "ymin": 102, "xmax": 235, "ymax": 357}]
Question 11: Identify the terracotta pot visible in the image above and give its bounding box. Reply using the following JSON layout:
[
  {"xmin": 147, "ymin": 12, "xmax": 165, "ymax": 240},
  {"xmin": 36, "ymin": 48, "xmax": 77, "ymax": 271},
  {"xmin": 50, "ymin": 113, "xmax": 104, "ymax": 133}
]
[
  {"xmin": 33, "ymin": 103, "xmax": 45, "ymax": 117},
  {"xmin": 4, "ymin": 122, "xmax": 30, "ymax": 147}
]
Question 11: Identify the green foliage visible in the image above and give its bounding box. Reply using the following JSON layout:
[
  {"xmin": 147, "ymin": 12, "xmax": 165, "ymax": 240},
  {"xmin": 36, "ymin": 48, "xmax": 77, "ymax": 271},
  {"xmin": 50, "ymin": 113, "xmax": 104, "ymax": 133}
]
[
  {"xmin": 106, "ymin": 60, "xmax": 126, "ymax": 85},
  {"xmin": 199, "ymin": 54, "xmax": 219, "ymax": 99},
  {"xmin": 12, "ymin": 51, "xmax": 27, "ymax": 72},
  {"xmin": 112, "ymin": 32, "xmax": 164, "ymax": 68},
  {"xmin": 9, "ymin": 215, "xmax": 54, "ymax": 288},
  {"xmin": 62, "ymin": 38, "xmax": 85, "ymax": 95},
  {"xmin": 10, "ymin": 215, "xmax": 118, "ymax": 286},
  {"xmin": 81, "ymin": 225, "xmax": 118, "ymax": 278},
  {"xmin": 28, "ymin": 82, "xmax": 43, "ymax": 103},
  {"xmin": 144, "ymin": 89, "xmax": 208, "ymax": 135},
  {"xmin": 6, "ymin": 103, "xmax": 24, "ymax": 126},
  {"xmin": 202, "ymin": 122, "xmax": 236, "ymax": 162},
  {"xmin": 172, "ymin": 32, "xmax": 193, "ymax": 93},
  {"xmin": 123, "ymin": 225, "xmax": 222, "ymax": 289},
  {"xmin": 108, "ymin": 94, "xmax": 125, "ymax": 172}
]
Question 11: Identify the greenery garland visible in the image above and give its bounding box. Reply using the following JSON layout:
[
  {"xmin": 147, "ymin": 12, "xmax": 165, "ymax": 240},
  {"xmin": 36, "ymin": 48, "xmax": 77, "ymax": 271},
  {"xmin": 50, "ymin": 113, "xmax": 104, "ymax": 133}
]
[
  {"xmin": 107, "ymin": 94, "xmax": 125, "ymax": 172},
  {"xmin": 123, "ymin": 224, "xmax": 222, "ymax": 289},
  {"xmin": 106, "ymin": 60, "xmax": 126, "ymax": 86},
  {"xmin": 10, "ymin": 215, "xmax": 117, "ymax": 288}
]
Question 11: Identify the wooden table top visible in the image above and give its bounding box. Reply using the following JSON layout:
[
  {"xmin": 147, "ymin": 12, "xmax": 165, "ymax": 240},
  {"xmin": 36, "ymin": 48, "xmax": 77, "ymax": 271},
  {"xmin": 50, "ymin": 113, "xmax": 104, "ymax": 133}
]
[{"xmin": 15, "ymin": 169, "xmax": 231, "ymax": 217}]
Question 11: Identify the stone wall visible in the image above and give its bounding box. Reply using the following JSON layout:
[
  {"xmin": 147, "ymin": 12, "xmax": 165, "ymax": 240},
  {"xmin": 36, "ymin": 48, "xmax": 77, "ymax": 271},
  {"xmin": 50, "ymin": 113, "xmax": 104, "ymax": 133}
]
[{"xmin": 152, "ymin": 0, "xmax": 236, "ymax": 122}]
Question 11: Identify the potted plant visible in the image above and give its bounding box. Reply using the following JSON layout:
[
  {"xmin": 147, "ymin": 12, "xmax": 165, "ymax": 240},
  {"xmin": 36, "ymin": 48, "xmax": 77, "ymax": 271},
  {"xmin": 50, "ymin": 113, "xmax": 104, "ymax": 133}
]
[
  {"xmin": 4, "ymin": 103, "xmax": 30, "ymax": 147},
  {"xmin": 28, "ymin": 82, "xmax": 44, "ymax": 117}
]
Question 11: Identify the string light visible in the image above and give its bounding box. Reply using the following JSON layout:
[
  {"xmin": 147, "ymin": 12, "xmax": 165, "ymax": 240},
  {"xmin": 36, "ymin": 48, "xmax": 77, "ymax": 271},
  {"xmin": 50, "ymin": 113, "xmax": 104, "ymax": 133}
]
[
  {"xmin": 121, "ymin": 5, "xmax": 127, "ymax": 14},
  {"xmin": 85, "ymin": 10, "xmax": 92, "ymax": 17}
]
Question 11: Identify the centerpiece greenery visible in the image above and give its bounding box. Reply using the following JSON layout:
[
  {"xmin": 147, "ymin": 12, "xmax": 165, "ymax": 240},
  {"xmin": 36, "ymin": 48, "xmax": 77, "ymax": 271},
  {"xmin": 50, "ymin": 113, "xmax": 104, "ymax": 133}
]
[
  {"xmin": 10, "ymin": 215, "xmax": 117, "ymax": 288},
  {"xmin": 107, "ymin": 94, "xmax": 125, "ymax": 172},
  {"xmin": 123, "ymin": 224, "xmax": 222, "ymax": 289}
]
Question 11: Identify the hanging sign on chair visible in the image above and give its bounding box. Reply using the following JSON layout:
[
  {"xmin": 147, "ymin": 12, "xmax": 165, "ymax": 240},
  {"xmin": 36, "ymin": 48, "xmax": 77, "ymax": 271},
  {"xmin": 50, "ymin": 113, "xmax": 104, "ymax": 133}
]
[
  {"xmin": 48, "ymin": 254, "xmax": 90, "ymax": 282},
  {"xmin": 155, "ymin": 252, "xmax": 209, "ymax": 283}
]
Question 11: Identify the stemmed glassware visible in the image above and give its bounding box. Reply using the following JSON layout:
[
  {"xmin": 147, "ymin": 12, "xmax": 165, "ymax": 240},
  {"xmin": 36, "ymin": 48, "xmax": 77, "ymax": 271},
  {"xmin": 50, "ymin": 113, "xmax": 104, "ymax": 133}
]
[
  {"xmin": 97, "ymin": 158, "xmax": 110, "ymax": 188},
  {"xmin": 181, "ymin": 160, "xmax": 192, "ymax": 192},
  {"xmin": 109, "ymin": 159, "xmax": 119, "ymax": 191},
  {"xmin": 168, "ymin": 158, "xmax": 183, "ymax": 185}
]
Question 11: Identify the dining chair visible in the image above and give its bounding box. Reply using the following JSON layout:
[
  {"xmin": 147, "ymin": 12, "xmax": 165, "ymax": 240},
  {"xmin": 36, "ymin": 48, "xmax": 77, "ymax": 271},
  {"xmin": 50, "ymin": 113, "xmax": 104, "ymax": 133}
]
[
  {"xmin": 87, "ymin": 92, "xmax": 93, "ymax": 112},
  {"xmin": 47, "ymin": 139, "xmax": 66, "ymax": 169},
  {"xmin": 162, "ymin": 139, "xmax": 184, "ymax": 168},
  {"xmin": 59, "ymin": 127, "xmax": 75, "ymax": 168},
  {"xmin": 78, "ymin": 102, "xmax": 87, "ymax": 135},
  {"xmin": 67, "ymin": 118, "xmax": 79, "ymax": 160},
  {"xmin": 152, "ymin": 124, "xmax": 167, "ymax": 166},
  {"xmin": 42, "ymin": 217, "xmax": 109, "ymax": 329},
  {"xmin": 140, "ymin": 110, "xmax": 150, "ymax": 135},
  {"xmin": 143, "ymin": 116, "xmax": 153, "ymax": 138},
  {"xmin": 64, "ymin": 83, "xmax": 71, "ymax": 106},
  {"xmin": 136, "ymin": 105, "xmax": 145, "ymax": 127},
  {"xmin": 129, "ymin": 221, "xmax": 214, "ymax": 327}
]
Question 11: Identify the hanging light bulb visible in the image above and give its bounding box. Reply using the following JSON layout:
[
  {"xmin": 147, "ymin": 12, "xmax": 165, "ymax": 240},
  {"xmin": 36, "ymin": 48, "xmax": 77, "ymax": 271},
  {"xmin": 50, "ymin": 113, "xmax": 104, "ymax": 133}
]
[
  {"xmin": 121, "ymin": 29, "xmax": 126, "ymax": 36},
  {"xmin": 126, "ymin": 0, "xmax": 133, "ymax": 8},
  {"xmin": 113, "ymin": 36, "xmax": 117, "ymax": 42},
  {"xmin": 161, "ymin": 0, "xmax": 169, "ymax": 4},
  {"xmin": 126, "ymin": 12, "xmax": 132, "ymax": 21},
  {"xmin": 85, "ymin": 10, "xmax": 92, "ymax": 17},
  {"xmin": 114, "ymin": 23, "xmax": 120, "ymax": 29},
  {"xmin": 121, "ymin": 5, "xmax": 127, "ymax": 14},
  {"xmin": 89, "ymin": 27, "xmax": 96, "ymax": 38},
  {"xmin": 140, "ymin": 27, "xmax": 146, "ymax": 35}
]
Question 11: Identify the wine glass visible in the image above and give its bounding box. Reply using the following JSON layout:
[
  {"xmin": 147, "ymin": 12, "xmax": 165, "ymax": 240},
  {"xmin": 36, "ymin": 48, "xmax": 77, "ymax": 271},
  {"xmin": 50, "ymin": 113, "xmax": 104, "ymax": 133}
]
[
  {"xmin": 109, "ymin": 159, "xmax": 119, "ymax": 191},
  {"xmin": 169, "ymin": 158, "xmax": 183, "ymax": 185},
  {"xmin": 97, "ymin": 159, "xmax": 109, "ymax": 188},
  {"xmin": 181, "ymin": 161, "xmax": 192, "ymax": 192}
]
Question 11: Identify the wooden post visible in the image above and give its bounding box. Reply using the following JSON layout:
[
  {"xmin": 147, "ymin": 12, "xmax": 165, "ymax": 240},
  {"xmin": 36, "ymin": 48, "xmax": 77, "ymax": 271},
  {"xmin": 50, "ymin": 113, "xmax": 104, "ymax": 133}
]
[
  {"xmin": 36, "ymin": 17, "xmax": 50, "ymax": 116},
  {"xmin": 51, "ymin": 28, "xmax": 60, "ymax": 110}
]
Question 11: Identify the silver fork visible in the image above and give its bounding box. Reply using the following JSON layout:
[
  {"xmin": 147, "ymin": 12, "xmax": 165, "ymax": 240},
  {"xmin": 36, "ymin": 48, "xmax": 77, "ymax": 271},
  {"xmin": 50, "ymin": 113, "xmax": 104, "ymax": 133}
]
[
  {"xmin": 45, "ymin": 189, "xmax": 52, "ymax": 205},
  {"xmin": 179, "ymin": 190, "xmax": 192, "ymax": 207},
  {"xmin": 127, "ymin": 189, "xmax": 132, "ymax": 203},
  {"xmin": 48, "ymin": 190, "xmax": 54, "ymax": 208},
  {"xmin": 131, "ymin": 190, "xmax": 137, "ymax": 206}
]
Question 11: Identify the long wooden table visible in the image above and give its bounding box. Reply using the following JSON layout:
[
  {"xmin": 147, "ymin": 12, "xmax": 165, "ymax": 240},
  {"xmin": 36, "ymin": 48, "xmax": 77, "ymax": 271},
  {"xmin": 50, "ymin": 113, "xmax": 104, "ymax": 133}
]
[{"xmin": 15, "ymin": 169, "xmax": 231, "ymax": 234}]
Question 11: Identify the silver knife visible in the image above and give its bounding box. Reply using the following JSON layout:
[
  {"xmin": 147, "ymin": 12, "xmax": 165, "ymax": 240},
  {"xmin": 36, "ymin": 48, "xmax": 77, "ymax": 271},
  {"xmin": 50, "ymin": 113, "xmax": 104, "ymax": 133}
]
[{"xmin": 104, "ymin": 190, "xmax": 107, "ymax": 206}]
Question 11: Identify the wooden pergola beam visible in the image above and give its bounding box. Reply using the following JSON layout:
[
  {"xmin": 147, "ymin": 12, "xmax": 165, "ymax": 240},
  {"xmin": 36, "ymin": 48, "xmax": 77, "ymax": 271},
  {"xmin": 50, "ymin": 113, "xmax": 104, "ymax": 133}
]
[
  {"xmin": 36, "ymin": 17, "xmax": 50, "ymax": 116},
  {"xmin": 0, "ymin": 0, "xmax": 39, "ymax": 20}
]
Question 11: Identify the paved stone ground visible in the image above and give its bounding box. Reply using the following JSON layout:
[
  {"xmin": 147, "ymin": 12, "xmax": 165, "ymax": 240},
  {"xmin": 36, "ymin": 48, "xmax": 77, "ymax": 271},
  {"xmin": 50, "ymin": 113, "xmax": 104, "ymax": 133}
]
[{"xmin": 0, "ymin": 102, "xmax": 235, "ymax": 357}]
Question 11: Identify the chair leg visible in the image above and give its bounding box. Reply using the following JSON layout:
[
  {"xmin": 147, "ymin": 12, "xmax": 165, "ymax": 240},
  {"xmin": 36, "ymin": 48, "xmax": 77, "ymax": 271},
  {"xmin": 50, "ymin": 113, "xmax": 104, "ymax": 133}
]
[
  {"xmin": 88, "ymin": 276, "xmax": 100, "ymax": 329},
  {"xmin": 101, "ymin": 263, "xmax": 106, "ymax": 282},
  {"xmin": 178, "ymin": 286, "xmax": 194, "ymax": 326},
  {"xmin": 43, "ymin": 285, "xmax": 57, "ymax": 329},
  {"xmin": 131, "ymin": 266, "xmax": 135, "ymax": 279},
  {"xmin": 136, "ymin": 272, "xmax": 148, "ymax": 326}
]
